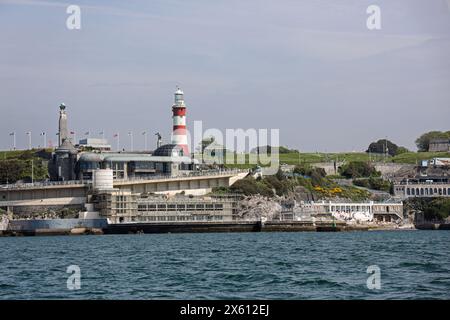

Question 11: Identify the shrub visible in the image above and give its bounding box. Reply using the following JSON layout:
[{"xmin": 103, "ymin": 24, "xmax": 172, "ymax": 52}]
[{"xmin": 339, "ymin": 161, "xmax": 380, "ymax": 179}]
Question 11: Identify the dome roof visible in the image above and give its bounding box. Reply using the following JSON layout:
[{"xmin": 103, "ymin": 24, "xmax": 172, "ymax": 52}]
[
  {"xmin": 56, "ymin": 138, "xmax": 77, "ymax": 154},
  {"xmin": 152, "ymin": 144, "xmax": 184, "ymax": 157}
]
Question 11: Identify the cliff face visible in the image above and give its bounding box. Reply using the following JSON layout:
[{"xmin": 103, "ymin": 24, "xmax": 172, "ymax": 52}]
[{"xmin": 235, "ymin": 195, "xmax": 282, "ymax": 220}]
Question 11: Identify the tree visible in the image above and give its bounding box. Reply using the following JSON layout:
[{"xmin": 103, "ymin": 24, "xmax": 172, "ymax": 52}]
[
  {"xmin": 415, "ymin": 131, "xmax": 450, "ymax": 152},
  {"xmin": 366, "ymin": 139, "xmax": 408, "ymax": 156}
]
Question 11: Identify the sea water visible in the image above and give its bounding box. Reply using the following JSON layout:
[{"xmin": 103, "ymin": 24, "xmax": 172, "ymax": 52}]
[{"xmin": 1, "ymin": 231, "xmax": 449, "ymax": 299}]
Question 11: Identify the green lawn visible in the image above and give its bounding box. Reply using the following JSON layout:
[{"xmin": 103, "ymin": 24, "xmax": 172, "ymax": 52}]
[
  {"xmin": 391, "ymin": 152, "xmax": 450, "ymax": 164},
  {"xmin": 218, "ymin": 151, "xmax": 450, "ymax": 168}
]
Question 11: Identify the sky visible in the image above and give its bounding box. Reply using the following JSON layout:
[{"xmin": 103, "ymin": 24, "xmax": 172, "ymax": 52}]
[{"xmin": 0, "ymin": 0, "xmax": 449, "ymax": 152}]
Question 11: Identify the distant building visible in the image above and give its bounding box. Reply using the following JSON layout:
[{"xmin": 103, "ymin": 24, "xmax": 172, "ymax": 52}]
[
  {"xmin": 91, "ymin": 191, "xmax": 236, "ymax": 224},
  {"xmin": 428, "ymin": 138, "xmax": 450, "ymax": 152},
  {"xmin": 78, "ymin": 138, "xmax": 111, "ymax": 151},
  {"xmin": 77, "ymin": 144, "xmax": 197, "ymax": 181},
  {"xmin": 289, "ymin": 200, "xmax": 403, "ymax": 223},
  {"xmin": 48, "ymin": 102, "xmax": 198, "ymax": 182}
]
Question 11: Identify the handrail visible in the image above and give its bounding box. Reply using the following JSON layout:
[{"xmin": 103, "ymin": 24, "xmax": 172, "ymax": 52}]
[{"xmin": 0, "ymin": 169, "xmax": 249, "ymax": 190}]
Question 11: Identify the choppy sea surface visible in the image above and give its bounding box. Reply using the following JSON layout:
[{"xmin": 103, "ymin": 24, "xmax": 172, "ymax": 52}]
[{"xmin": 1, "ymin": 231, "xmax": 449, "ymax": 299}]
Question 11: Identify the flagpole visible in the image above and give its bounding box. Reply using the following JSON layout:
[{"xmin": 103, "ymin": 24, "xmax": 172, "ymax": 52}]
[
  {"xmin": 143, "ymin": 131, "xmax": 147, "ymax": 151},
  {"xmin": 27, "ymin": 132, "xmax": 32, "ymax": 150},
  {"xmin": 129, "ymin": 132, "xmax": 133, "ymax": 151},
  {"xmin": 10, "ymin": 132, "xmax": 16, "ymax": 150},
  {"xmin": 115, "ymin": 133, "xmax": 120, "ymax": 151},
  {"xmin": 40, "ymin": 132, "xmax": 46, "ymax": 149}
]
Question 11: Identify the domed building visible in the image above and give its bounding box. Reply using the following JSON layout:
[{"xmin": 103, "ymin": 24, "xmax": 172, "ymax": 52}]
[
  {"xmin": 152, "ymin": 144, "xmax": 184, "ymax": 157},
  {"xmin": 73, "ymin": 143, "xmax": 198, "ymax": 181}
]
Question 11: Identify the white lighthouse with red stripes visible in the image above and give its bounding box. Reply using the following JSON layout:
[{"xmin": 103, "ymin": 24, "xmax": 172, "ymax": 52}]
[{"xmin": 171, "ymin": 87, "xmax": 189, "ymax": 155}]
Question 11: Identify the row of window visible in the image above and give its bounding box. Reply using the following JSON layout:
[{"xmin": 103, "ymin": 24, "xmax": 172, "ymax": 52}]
[
  {"xmin": 406, "ymin": 187, "xmax": 450, "ymax": 196},
  {"xmin": 137, "ymin": 203, "xmax": 224, "ymax": 212},
  {"xmin": 329, "ymin": 206, "xmax": 371, "ymax": 213},
  {"xmin": 132, "ymin": 215, "xmax": 224, "ymax": 222}
]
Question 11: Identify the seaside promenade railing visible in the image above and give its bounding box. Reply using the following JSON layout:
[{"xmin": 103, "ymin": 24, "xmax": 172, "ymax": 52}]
[
  {"xmin": 114, "ymin": 168, "xmax": 249, "ymax": 183},
  {"xmin": 0, "ymin": 169, "xmax": 249, "ymax": 190},
  {"xmin": 0, "ymin": 180, "xmax": 86, "ymax": 190}
]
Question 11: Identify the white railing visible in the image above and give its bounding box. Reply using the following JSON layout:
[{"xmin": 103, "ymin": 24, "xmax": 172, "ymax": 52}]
[
  {"xmin": 0, "ymin": 180, "xmax": 86, "ymax": 190},
  {"xmin": 0, "ymin": 169, "xmax": 249, "ymax": 190},
  {"xmin": 114, "ymin": 169, "xmax": 249, "ymax": 183}
]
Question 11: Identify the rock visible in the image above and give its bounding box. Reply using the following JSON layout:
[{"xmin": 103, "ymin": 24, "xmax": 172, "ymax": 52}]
[
  {"xmin": 70, "ymin": 227, "xmax": 86, "ymax": 235},
  {"xmin": 236, "ymin": 195, "xmax": 282, "ymax": 220}
]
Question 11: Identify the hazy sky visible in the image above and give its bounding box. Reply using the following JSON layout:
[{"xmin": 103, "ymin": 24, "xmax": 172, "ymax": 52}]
[{"xmin": 1, "ymin": 0, "xmax": 449, "ymax": 152}]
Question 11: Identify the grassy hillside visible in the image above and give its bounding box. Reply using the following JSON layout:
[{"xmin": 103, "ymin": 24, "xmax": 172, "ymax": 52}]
[
  {"xmin": 0, "ymin": 149, "xmax": 53, "ymax": 160},
  {"xmin": 218, "ymin": 151, "xmax": 450, "ymax": 168},
  {"xmin": 390, "ymin": 152, "xmax": 450, "ymax": 164},
  {"xmin": 0, "ymin": 149, "xmax": 52, "ymax": 183}
]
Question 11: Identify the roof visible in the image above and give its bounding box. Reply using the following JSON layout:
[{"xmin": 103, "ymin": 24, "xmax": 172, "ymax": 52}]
[
  {"xmin": 430, "ymin": 138, "xmax": 450, "ymax": 144},
  {"xmin": 153, "ymin": 144, "xmax": 184, "ymax": 157},
  {"xmin": 56, "ymin": 138, "xmax": 77, "ymax": 154},
  {"xmin": 78, "ymin": 151, "xmax": 195, "ymax": 164},
  {"xmin": 103, "ymin": 155, "xmax": 193, "ymax": 163}
]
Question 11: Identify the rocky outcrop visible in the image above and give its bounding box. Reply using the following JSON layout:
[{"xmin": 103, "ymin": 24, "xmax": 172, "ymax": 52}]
[{"xmin": 235, "ymin": 195, "xmax": 282, "ymax": 220}]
